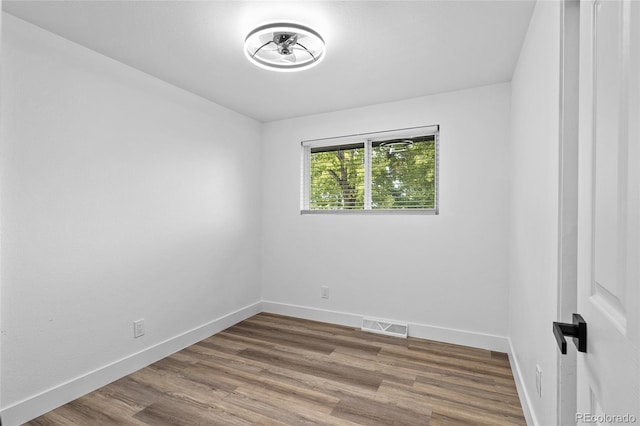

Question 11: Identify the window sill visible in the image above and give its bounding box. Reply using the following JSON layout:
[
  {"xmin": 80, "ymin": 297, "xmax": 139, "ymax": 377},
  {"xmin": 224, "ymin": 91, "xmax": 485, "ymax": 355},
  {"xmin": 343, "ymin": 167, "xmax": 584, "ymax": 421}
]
[{"xmin": 300, "ymin": 209, "xmax": 438, "ymax": 215}]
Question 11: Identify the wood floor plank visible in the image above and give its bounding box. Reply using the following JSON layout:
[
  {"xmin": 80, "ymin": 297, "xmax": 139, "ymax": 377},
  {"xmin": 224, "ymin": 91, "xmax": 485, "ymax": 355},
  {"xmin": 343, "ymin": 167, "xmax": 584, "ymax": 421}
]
[
  {"xmin": 132, "ymin": 396, "xmax": 262, "ymax": 426},
  {"xmin": 229, "ymin": 385, "xmax": 346, "ymax": 425},
  {"xmin": 380, "ymin": 346, "xmax": 514, "ymax": 378},
  {"xmin": 238, "ymin": 347, "xmax": 383, "ymax": 391},
  {"xmin": 412, "ymin": 380, "xmax": 524, "ymax": 418},
  {"xmin": 380, "ymin": 381, "xmax": 525, "ymax": 426},
  {"xmin": 227, "ymin": 322, "xmax": 337, "ymax": 355},
  {"xmin": 415, "ymin": 373, "xmax": 521, "ymax": 401},
  {"xmin": 26, "ymin": 313, "xmax": 525, "ymax": 425},
  {"xmin": 330, "ymin": 394, "xmax": 430, "ymax": 426},
  {"xmin": 67, "ymin": 391, "xmax": 149, "ymax": 425},
  {"xmin": 414, "ymin": 369, "xmax": 520, "ymax": 398},
  {"xmin": 99, "ymin": 375, "xmax": 168, "ymax": 407},
  {"xmin": 257, "ymin": 364, "xmax": 383, "ymax": 402},
  {"xmin": 328, "ymin": 350, "xmax": 417, "ymax": 386},
  {"xmin": 240, "ymin": 318, "xmax": 383, "ymax": 355}
]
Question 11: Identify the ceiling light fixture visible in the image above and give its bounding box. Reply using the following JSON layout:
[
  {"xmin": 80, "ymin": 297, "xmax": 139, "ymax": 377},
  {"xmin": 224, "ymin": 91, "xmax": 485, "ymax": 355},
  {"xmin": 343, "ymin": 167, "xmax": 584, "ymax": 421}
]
[{"xmin": 244, "ymin": 22, "xmax": 325, "ymax": 72}]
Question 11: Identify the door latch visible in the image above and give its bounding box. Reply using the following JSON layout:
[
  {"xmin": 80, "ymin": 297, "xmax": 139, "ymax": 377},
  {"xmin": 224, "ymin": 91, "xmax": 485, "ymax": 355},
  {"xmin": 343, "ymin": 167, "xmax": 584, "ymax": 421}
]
[{"xmin": 553, "ymin": 313, "xmax": 587, "ymax": 354}]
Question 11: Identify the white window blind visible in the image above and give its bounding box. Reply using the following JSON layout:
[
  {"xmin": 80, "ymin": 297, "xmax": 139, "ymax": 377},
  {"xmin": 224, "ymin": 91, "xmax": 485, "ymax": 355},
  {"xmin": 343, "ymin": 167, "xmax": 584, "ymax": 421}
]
[{"xmin": 301, "ymin": 125, "xmax": 439, "ymax": 214}]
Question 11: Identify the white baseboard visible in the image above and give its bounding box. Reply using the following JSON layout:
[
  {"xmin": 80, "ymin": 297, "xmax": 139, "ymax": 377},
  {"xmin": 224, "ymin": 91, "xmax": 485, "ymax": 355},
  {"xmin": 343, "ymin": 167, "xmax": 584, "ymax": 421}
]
[
  {"xmin": 508, "ymin": 339, "xmax": 537, "ymax": 426},
  {"xmin": 261, "ymin": 300, "xmax": 509, "ymax": 352},
  {"xmin": 0, "ymin": 301, "xmax": 262, "ymax": 426}
]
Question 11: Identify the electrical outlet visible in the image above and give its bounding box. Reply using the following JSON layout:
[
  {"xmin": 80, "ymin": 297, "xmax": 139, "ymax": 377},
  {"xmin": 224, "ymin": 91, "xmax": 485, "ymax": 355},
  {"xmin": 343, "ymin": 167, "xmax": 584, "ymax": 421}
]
[
  {"xmin": 134, "ymin": 319, "xmax": 145, "ymax": 338},
  {"xmin": 321, "ymin": 285, "xmax": 329, "ymax": 299},
  {"xmin": 535, "ymin": 364, "xmax": 542, "ymax": 398}
]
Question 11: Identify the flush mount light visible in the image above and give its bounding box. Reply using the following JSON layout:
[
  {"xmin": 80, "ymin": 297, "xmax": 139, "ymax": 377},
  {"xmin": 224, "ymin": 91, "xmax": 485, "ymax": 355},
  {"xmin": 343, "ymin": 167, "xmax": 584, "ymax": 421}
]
[{"xmin": 244, "ymin": 23, "xmax": 325, "ymax": 72}]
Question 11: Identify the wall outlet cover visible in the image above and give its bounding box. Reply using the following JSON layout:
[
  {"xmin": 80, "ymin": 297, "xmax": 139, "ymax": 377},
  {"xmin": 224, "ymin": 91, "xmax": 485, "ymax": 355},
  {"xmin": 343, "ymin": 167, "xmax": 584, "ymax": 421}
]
[
  {"xmin": 134, "ymin": 319, "xmax": 145, "ymax": 338},
  {"xmin": 321, "ymin": 286, "xmax": 329, "ymax": 299}
]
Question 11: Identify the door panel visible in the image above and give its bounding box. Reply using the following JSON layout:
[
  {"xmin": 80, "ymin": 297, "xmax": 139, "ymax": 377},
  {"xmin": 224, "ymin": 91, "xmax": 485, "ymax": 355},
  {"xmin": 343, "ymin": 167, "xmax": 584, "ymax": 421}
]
[
  {"xmin": 593, "ymin": 0, "xmax": 626, "ymax": 330},
  {"xmin": 577, "ymin": 0, "xmax": 640, "ymax": 421}
]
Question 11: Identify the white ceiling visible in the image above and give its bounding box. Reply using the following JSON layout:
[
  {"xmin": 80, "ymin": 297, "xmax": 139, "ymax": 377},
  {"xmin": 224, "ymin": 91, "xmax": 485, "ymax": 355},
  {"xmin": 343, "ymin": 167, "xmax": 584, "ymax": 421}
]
[{"xmin": 2, "ymin": 1, "xmax": 535, "ymax": 122}]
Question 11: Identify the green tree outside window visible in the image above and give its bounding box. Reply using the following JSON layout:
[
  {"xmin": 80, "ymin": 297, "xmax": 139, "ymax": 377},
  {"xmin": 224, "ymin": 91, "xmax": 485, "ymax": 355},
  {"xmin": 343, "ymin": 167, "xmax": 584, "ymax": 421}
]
[{"xmin": 307, "ymin": 134, "xmax": 437, "ymax": 211}]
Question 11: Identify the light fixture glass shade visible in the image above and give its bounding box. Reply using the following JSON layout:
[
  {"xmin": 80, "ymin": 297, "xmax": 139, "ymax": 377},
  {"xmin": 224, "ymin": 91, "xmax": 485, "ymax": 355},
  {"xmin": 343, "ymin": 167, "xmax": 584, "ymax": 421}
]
[{"xmin": 244, "ymin": 23, "xmax": 325, "ymax": 72}]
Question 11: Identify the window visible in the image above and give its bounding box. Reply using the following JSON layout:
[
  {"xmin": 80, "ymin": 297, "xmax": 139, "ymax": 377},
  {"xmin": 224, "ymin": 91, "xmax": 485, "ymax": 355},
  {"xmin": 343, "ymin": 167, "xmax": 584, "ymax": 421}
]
[{"xmin": 301, "ymin": 125, "xmax": 439, "ymax": 214}]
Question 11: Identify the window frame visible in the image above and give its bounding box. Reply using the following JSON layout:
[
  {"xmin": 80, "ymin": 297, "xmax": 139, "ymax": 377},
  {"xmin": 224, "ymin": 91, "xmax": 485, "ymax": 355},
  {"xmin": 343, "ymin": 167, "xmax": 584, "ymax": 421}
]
[{"xmin": 301, "ymin": 125, "xmax": 439, "ymax": 215}]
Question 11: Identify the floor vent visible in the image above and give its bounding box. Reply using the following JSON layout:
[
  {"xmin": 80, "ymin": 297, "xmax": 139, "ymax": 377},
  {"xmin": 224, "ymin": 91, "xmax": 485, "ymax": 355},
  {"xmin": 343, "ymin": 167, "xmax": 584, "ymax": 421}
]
[{"xmin": 361, "ymin": 317, "xmax": 408, "ymax": 338}]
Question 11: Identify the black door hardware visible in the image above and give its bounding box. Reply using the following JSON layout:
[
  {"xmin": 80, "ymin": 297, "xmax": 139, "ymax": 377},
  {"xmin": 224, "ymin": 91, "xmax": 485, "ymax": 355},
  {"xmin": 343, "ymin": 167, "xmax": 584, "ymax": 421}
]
[{"xmin": 553, "ymin": 313, "xmax": 587, "ymax": 354}]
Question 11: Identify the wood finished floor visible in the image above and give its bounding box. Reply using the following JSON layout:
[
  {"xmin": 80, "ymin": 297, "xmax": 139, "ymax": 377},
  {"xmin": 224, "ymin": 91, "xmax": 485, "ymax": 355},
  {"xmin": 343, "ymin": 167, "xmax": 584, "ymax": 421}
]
[{"xmin": 26, "ymin": 313, "xmax": 525, "ymax": 425}]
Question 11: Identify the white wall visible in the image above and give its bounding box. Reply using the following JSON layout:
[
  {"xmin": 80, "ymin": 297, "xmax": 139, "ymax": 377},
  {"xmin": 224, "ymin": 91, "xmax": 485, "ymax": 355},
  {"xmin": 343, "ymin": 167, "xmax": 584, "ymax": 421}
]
[
  {"xmin": 260, "ymin": 83, "xmax": 511, "ymax": 348},
  {"xmin": 0, "ymin": 14, "xmax": 262, "ymax": 423},
  {"xmin": 508, "ymin": 2, "xmax": 562, "ymax": 425}
]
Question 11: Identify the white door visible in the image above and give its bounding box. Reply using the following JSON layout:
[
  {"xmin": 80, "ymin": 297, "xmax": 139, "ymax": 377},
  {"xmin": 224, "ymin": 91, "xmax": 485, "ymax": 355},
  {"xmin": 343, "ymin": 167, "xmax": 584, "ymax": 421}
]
[{"xmin": 576, "ymin": 0, "xmax": 640, "ymax": 423}]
